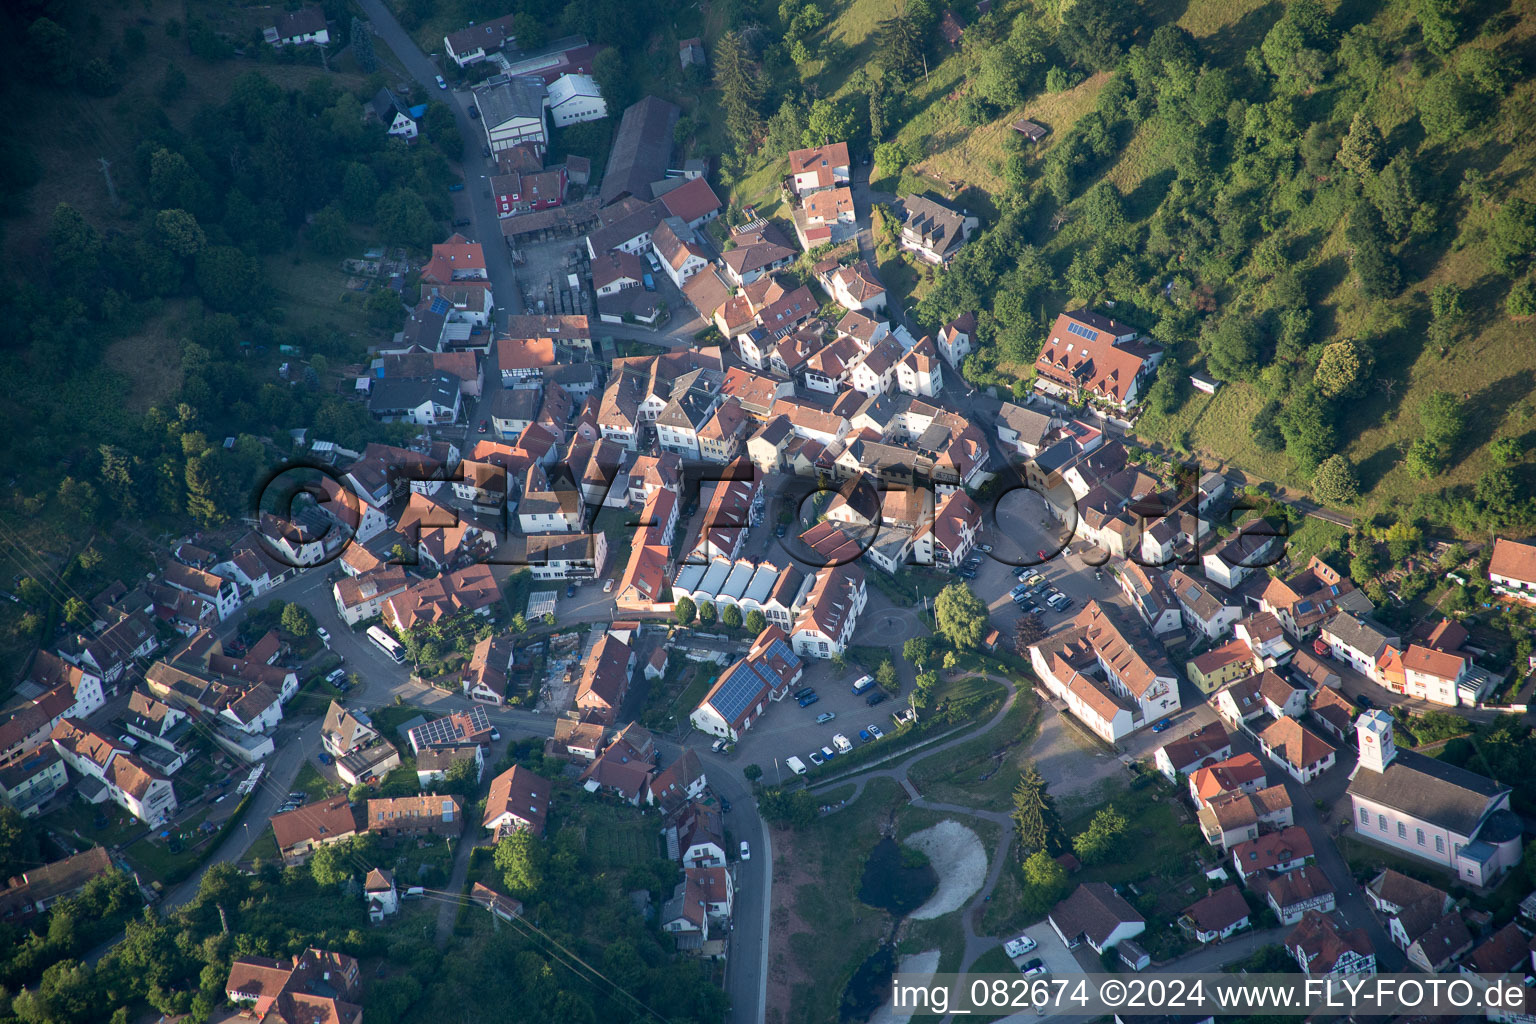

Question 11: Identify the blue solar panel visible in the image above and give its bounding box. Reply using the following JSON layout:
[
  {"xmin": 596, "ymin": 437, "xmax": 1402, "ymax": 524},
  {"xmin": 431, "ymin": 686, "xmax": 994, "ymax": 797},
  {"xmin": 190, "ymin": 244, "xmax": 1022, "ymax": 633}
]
[
  {"xmin": 429, "ymin": 296, "xmax": 451, "ymax": 316},
  {"xmin": 710, "ymin": 662, "xmax": 769, "ymax": 723},
  {"xmin": 1066, "ymin": 322, "xmax": 1099, "ymax": 341}
]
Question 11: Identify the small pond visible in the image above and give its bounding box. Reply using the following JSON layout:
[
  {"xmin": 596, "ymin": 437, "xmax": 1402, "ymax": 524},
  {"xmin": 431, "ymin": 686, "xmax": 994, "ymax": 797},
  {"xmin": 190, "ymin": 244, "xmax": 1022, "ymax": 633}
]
[
  {"xmin": 840, "ymin": 944, "xmax": 895, "ymax": 1022},
  {"xmin": 857, "ymin": 836, "xmax": 937, "ymax": 915}
]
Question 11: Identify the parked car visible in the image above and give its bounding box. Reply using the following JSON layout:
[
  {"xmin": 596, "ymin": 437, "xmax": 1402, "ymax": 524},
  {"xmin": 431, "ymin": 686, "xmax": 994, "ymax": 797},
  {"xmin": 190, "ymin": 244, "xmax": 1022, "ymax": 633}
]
[
  {"xmin": 468, "ymin": 104, "xmax": 480, "ymax": 119},
  {"xmin": 866, "ymin": 691, "xmax": 887, "ymax": 707},
  {"xmin": 820, "ymin": 745, "xmax": 836, "ymax": 760},
  {"xmin": 603, "ymin": 579, "xmax": 615, "ymax": 593},
  {"xmin": 565, "ymin": 584, "xmax": 576, "ymax": 598},
  {"xmin": 1355, "ymin": 694, "xmax": 1375, "ymax": 709},
  {"xmin": 482, "ymin": 145, "xmax": 492, "ymax": 158},
  {"xmin": 118, "ymin": 734, "xmax": 139, "ymax": 750},
  {"xmin": 711, "ymin": 738, "xmax": 727, "ymax": 752},
  {"xmin": 957, "ymin": 567, "xmax": 978, "ymax": 579},
  {"xmin": 317, "ymin": 752, "xmax": 332, "ymax": 765},
  {"xmin": 979, "ymin": 544, "xmax": 993, "ymax": 553},
  {"xmin": 774, "ymin": 523, "xmax": 788, "ymax": 537},
  {"xmin": 289, "ymin": 792, "xmax": 306, "ymax": 803},
  {"xmin": 1021, "ymin": 957, "xmax": 1048, "ymax": 977},
  {"xmin": 448, "ymin": 183, "xmax": 464, "ymax": 191},
  {"xmin": 1005, "ymin": 935, "xmax": 1038, "ymax": 958},
  {"xmin": 477, "ymin": 420, "xmax": 488, "ymax": 433},
  {"xmin": 799, "ymin": 693, "xmax": 821, "ymax": 708},
  {"xmin": 325, "ymin": 668, "xmax": 346, "ymax": 684},
  {"xmin": 317, "ymin": 627, "xmax": 331, "ymax": 645},
  {"xmin": 816, "ymin": 712, "xmax": 836, "ymax": 724},
  {"xmin": 867, "ymin": 724, "xmax": 884, "ymax": 739},
  {"xmin": 453, "ymin": 218, "xmax": 471, "ymax": 227},
  {"xmin": 739, "ymin": 841, "xmax": 750, "ymax": 861},
  {"xmin": 435, "ymin": 75, "xmax": 447, "ymax": 89},
  {"xmin": 1151, "ymin": 718, "xmax": 1172, "ymax": 733},
  {"xmin": 794, "ymin": 687, "xmax": 815, "ymax": 699},
  {"xmin": 808, "ymin": 751, "xmax": 825, "ymax": 766},
  {"xmin": 858, "ymin": 729, "xmax": 871, "ymax": 742},
  {"xmin": 490, "ymin": 728, "xmax": 500, "ymax": 741}
]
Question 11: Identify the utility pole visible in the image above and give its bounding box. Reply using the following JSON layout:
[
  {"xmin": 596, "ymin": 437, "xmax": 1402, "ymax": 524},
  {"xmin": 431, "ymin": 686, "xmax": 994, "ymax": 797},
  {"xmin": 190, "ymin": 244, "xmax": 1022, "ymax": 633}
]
[{"xmin": 98, "ymin": 157, "xmax": 118, "ymax": 207}]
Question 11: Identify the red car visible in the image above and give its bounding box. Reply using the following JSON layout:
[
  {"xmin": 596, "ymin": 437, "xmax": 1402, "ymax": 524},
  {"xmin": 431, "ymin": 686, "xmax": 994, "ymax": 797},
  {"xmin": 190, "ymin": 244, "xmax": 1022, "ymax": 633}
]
[
  {"xmin": 477, "ymin": 420, "xmax": 488, "ymax": 433},
  {"xmin": 1037, "ymin": 549, "xmax": 1047, "ymax": 561}
]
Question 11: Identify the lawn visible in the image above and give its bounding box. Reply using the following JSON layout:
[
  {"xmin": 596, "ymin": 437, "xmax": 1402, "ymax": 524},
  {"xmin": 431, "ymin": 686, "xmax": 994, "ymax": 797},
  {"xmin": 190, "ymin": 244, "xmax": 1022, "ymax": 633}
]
[
  {"xmin": 906, "ymin": 682, "xmax": 1041, "ymax": 810},
  {"xmin": 639, "ymin": 660, "xmax": 715, "ymax": 731},
  {"xmin": 43, "ymin": 797, "xmax": 145, "ymax": 851},
  {"xmin": 122, "ymin": 808, "xmax": 217, "ymax": 884},
  {"xmin": 293, "ymin": 761, "xmax": 339, "ymax": 802}
]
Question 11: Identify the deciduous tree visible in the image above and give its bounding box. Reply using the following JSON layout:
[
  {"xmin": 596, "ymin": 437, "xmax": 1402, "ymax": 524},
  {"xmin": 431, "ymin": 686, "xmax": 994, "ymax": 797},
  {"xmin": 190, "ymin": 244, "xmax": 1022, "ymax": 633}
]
[{"xmin": 934, "ymin": 583, "xmax": 987, "ymax": 650}]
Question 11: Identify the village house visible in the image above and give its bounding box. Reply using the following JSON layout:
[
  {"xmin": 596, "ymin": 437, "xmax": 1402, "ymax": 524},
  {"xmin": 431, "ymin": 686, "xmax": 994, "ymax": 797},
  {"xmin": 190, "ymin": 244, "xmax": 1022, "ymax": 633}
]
[
  {"xmin": 49, "ymin": 718, "xmax": 178, "ymax": 825},
  {"xmin": 1181, "ymin": 884, "xmax": 1251, "ymax": 944},
  {"xmin": 321, "ymin": 701, "xmax": 378, "ymax": 758},
  {"xmin": 1049, "ymin": 882, "xmax": 1146, "ymax": 954},
  {"xmin": 690, "ymin": 627, "xmax": 803, "ymax": 741},
  {"xmin": 1231, "ymin": 825, "xmax": 1314, "ymax": 886},
  {"xmin": 786, "ymin": 142, "xmax": 850, "ymax": 195},
  {"xmin": 1257, "ymin": 715, "xmax": 1337, "ymax": 784},
  {"xmin": 415, "ymin": 744, "xmax": 483, "ymax": 791},
  {"xmin": 443, "ymin": 14, "xmax": 518, "ymax": 67},
  {"xmin": 1031, "ymin": 309, "xmax": 1164, "ymax": 410},
  {"xmin": 1263, "ymin": 865, "xmax": 1336, "ymax": 925},
  {"xmin": 264, "ymin": 7, "xmax": 328, "ymax": 46},
  {"xmin": 473, "ymin": 75, "xmax": 549, "ymax": 157},
  {"xmin": 225, "ymin": 948, "xmax": 361, "ymax": 1024},
  {"xmin": 1488, "ymin": 537, "xmax": 1536, "ymax": 604},
  {"xmin": 0, "ymin": 847, "xmax": 113, "ymax": 920},
  {"xmin": 580, "ymin": 722, "xmax": 656, "ymax": 804},
  {"xmin": 270, "ymin": 797, "xmax": 358, "ymax": 865},
  {"xmin": 367, "ymin": 795, "xmax": 464, "ymax": 839},
  {"xmin": 1288, "ymin": 910, "xmax": 1377, "ymax": 977},
  {"xmin": 1188, "ymin": 752, "xmax": 1266, "ymax": 809},
  {"xmin": 483, "ymin": 764, "xmax": 549, "ymax": 837},
  {"xmin": 574, "ymin": 632, "xmax": 635, "ymax": 724},
  {"xmin": 898, "ymin": 193, "xmax": 978, "ymax": 265},
  {"xmin": 1154, "ymin": 722, "xmax": 1233, "ymax": 783}
]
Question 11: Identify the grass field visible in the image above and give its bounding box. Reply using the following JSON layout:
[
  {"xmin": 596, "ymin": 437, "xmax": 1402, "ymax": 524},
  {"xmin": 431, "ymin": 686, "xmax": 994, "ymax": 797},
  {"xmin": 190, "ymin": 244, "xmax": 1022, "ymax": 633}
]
[
  {"xmin": 906, "ymin": 681, "xmax": 1040, "ymax": 809},
  {"xmin": 576, "ymin": 800, "xmax": 660, "ymax": 869}
]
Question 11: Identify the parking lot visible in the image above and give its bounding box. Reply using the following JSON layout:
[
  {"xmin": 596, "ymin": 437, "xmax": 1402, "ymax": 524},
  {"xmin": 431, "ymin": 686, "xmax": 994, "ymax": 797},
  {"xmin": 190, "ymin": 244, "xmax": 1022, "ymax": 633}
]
[
  {"xmin": 968, "ymin": 486, "xmax": 1127, "ymax": 643},
  {"xmin": 1001, "ymin": 919, "xmax": 1079, "ymax": 979},
  {"xmin": 728, "ymin": 657, "xmax": 900, "ymax": 782}
]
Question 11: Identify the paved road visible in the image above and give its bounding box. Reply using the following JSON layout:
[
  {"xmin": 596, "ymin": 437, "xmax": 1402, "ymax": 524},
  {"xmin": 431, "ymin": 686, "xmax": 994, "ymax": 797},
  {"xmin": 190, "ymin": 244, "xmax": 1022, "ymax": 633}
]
[{"xmin": 356, "ymin": 0, "xmax": 522, "ymax": 321}]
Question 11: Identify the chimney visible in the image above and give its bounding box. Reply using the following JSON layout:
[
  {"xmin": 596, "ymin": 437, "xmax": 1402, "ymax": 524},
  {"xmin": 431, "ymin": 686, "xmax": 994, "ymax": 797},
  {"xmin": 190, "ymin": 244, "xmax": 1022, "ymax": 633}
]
[{"xmin": 1355, "ymin": 709, "xmax": 1396, "ymax": 773}]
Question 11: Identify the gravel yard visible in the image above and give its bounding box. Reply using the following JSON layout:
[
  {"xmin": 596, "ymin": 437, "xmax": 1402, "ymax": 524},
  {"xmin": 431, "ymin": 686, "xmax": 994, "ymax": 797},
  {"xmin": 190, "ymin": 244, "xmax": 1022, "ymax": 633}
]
[{"xmin": 905, "ymin": 820, "xmax": 987, "ymax": 921}]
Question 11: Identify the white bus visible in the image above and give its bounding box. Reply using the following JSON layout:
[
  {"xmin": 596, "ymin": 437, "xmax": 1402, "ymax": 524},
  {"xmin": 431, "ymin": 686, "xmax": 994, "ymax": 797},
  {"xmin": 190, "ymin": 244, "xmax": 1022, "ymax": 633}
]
[{"xmin": 367, "ymin": 625, "xmax": 406, "ymax": 664}]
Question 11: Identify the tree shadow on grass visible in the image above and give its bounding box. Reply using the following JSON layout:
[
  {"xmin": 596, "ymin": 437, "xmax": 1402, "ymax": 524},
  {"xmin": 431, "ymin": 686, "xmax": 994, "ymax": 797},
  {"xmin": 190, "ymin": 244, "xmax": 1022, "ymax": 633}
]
[
  {"xmin": 1456, "ymin": 369, "xmax": 1536, "ymax": 464},
  {"xmin": 1355, "ymin": 443, "xmax": 1403, "ymax": 495},
  {"xmin": 1124, "ymin": 167, "xmax": 1176, "ymax": 223}
]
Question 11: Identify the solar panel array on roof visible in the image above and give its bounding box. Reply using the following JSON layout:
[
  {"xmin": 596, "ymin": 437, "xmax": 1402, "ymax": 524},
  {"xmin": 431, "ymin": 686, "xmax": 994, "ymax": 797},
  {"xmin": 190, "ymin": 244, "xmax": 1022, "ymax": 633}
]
[
  {"xmin": 1066, "ymin": 321, "xmax": 1099, "ymax": 341},
  {"xmin": 429, "ymin": 296, "xmax": 452, "ymax": 316},
  {"xmin": 708, "ymin": 661, "xmax": 772, "ymax": 725},
  {"xmin": 765, "ymin": 637, "xmax": 798, "ymax": 668},
  {"xmin": 410, "ymin": 706, "xmax": 490, "ymax": 747}
]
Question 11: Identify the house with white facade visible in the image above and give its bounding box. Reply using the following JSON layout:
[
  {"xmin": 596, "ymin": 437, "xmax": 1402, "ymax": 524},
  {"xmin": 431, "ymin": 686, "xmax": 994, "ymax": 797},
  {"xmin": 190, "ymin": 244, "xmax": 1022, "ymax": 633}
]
[
  {"xmin": 789, "ymin": 564, "xmax": 866, "ymax": 660},
  {"xmin": 1345, "ymin": 710, "xmax": 1523, "ymax": 887},
  {"xmin": 1488, "ymin": 537, "xmax": 1536, "ymax": 604}
]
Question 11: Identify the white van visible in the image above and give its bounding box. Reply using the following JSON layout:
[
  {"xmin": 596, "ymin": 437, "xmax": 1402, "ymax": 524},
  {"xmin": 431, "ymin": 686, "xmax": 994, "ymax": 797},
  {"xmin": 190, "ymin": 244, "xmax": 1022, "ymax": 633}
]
[{"xmin": 785, "ymin": 756, "xmax": 807, "ymax": 775}]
